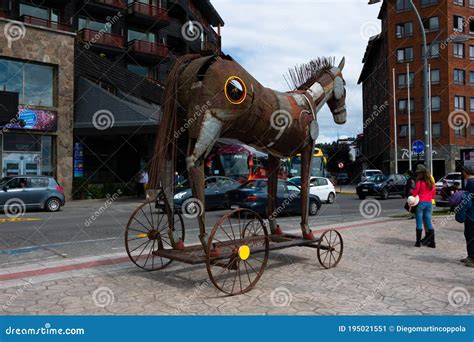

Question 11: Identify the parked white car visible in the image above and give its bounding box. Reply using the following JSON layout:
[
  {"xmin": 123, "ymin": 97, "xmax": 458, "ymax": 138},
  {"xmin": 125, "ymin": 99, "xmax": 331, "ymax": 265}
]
[
  {"xmin": 435, "ymin": 172, "xmax": 462, "ymax": 192},
  {"xmin": 289, "ymin": 176, "xmax": 336, "ymax": 204},
  {"xmin": 361, "ymin": 169, "xmax": 383, "ymax": 182}
]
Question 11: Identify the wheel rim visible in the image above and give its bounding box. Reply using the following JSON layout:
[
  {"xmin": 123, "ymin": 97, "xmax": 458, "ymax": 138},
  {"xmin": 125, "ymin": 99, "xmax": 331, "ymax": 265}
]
[
  {"xmin": 328, "ymin": 193, "xmax": 335, "ymax": 203},
  {"xmin": 206, "ymin": 209, "xmax": 269, "ymax": 295},
  {"xmin": 310, "ymin": 202, "xmax": 318, "ymax": 215},
  {"xmin": 317, "ymin": 229, "xmax": 343, "ymax": 269},
  {"xmin": 125, "ymin": 201, "xmax": 184, "ymax": 271},
  {"xmin": 49, "ymin": 199, "xmax": 59, "ymax": 211}
]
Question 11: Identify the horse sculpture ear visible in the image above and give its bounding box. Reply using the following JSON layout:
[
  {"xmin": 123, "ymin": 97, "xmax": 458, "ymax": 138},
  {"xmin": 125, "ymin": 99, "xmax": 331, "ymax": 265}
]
[{"xmin": 338, "ymin": 57, "xmax": 345, "ymax": 71}]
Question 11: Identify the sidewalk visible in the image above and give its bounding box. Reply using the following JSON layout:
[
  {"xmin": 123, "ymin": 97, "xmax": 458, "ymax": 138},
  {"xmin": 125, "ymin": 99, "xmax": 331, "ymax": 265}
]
[
  {"xmin": 0, "ymin": 217, "xmax": 472, "ymax": 315},
  {"xmin": 335, "ymin": 185, "xmax": 357, "ymax": 195}
]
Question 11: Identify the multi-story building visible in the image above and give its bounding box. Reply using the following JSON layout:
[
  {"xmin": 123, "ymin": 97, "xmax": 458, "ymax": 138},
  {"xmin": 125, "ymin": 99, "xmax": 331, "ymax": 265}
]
[
  {"xmin": 358, "ymin": 0, "xmax": 474, "ymax": 180},
  {"xmin": 0, "ymin": 0, "xmax": 224, "ymax": 198}
]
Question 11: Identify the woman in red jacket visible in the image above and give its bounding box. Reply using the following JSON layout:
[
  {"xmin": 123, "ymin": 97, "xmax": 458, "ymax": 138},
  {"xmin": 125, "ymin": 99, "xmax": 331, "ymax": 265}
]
[{"xmin": 411, "ymin": 165, "xmax": 437, "ymax": 248}]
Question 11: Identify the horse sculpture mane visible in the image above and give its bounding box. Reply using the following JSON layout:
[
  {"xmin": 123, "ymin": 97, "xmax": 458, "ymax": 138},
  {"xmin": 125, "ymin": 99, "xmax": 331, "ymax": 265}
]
[{"xmin": 284, "ymin": 56, "xmax": 336, "ymax": 91}]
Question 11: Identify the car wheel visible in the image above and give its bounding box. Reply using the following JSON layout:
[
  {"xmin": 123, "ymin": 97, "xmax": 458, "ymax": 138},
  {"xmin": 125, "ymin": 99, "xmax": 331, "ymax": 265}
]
[
  {"xmin": 381, "ymin": 189, "xmax": 389, "ymax": 200},
  {"xmin": 358, "ymin": 194, "xmax": 366, "ymax": 200},
  {"xmin": 45, "ymin": 198, "xmax": 61, "ymax": 212},
  {"xmin": 309, "ymin": 200, "xmax": 320, "ymax": 216},
  {"xmin": 327, "ymin": 192, "xmax": 336, "ymax": 204}
]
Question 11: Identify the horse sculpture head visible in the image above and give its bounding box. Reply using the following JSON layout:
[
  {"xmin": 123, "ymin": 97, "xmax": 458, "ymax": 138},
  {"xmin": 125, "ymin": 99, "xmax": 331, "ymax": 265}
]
[{"xmin": 327, "ymin": 58, "xmax": 347, "ymax": 125}]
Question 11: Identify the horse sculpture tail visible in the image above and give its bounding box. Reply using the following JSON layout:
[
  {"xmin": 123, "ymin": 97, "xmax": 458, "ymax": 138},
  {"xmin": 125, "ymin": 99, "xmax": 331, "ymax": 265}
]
[{"xmin": 148, "ymin": 55, "xmax": 200, "ymax": 191}]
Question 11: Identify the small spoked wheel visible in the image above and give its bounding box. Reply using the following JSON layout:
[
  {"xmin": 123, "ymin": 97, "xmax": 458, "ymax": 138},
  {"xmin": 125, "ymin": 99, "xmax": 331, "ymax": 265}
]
[
  {"xmin": 206, "ymin": 209, "xmax": 269, "ymax": 295},
  {"xmin": 125, "ymin": 201, "xmax": 184, "ymax": 271},
  {"xmin": 317, "ymin": 229, "xmax": 343, "ymax": 269}
]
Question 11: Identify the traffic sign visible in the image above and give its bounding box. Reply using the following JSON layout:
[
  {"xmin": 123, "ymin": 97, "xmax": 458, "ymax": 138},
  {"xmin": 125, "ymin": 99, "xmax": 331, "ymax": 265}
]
[
  {"xmin": 338, "ymin": 162, "xmax": 344, "ymax": 169},
  {"xmin": 412, "ymin": 140, "xmax": 425, "ymax": 154}
]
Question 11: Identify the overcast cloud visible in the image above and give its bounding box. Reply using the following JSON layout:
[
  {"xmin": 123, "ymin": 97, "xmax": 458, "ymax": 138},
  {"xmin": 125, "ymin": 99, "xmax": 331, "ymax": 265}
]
[{"xmin": 211, "ymin": 0, "xmax": 382, "ymax": 143}]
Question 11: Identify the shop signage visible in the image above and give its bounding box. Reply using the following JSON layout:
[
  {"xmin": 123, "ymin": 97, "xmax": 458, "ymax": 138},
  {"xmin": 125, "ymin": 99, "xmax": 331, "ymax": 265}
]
[
  {"xmin": 4, "ymin": 106, "xmax": 57, "ymax": 131},
  {"xmin": 401, "ymin": 148, "xmax": 437, "ymax": 160},
  {"xmin": 74, "ymin": 143, "xmax": 84, "ymax": 178}
]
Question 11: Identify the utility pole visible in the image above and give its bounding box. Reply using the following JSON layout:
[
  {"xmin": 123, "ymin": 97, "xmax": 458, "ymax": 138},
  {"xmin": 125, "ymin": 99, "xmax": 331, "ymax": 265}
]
[{"xmin": 409, "ymin": 0, "xmax": 431, "ymax": 170}]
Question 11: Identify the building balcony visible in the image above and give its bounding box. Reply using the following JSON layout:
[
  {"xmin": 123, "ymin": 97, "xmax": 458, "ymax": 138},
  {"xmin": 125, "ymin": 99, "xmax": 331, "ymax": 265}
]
[
  {"xmin": 128, "ymin": 40, "xmax": 169, "ymax": 62},
  {"xmin": 19, "ymin": 15, "xmax": 72, "ymax": 32},
  {"xmin": 201, "ymin": 40, "xmax": 220, "ymax": 53},
  {"xmin": 93, "ymin": 0, "xmax": 126, "ymax": 9},
  {"xmin": 79, "ymin": 29, "xmax": 125, "ymax": 52},
  {"xmin": 127, "ymin": 2, "xmax": 170, "ymax": 27}
]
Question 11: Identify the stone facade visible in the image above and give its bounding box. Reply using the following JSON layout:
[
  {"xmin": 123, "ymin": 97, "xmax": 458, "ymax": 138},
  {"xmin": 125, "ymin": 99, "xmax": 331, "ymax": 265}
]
[{"xmin": 0, "ymin": 19, "xmax": 75, "ymax": 199}]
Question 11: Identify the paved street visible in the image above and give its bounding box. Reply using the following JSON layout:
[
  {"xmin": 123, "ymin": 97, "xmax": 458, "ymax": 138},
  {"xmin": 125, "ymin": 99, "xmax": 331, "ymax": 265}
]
[{"xmin": 0, "ymin": 195, "xmax": 472, "ymax": 315}]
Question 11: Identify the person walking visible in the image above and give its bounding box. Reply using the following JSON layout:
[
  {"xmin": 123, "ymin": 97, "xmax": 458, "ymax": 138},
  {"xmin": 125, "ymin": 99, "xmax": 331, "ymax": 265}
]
[
  {"xmin": 137, "ymin": 169, "xmax": 149, "ymax": 198},
  {"xmin": 455, "ymin": 165, "xmax": 474, "ymax": 267},
  {"xmin": 410, "ymin": 165, "xmax": 436, "ymax": 248}
]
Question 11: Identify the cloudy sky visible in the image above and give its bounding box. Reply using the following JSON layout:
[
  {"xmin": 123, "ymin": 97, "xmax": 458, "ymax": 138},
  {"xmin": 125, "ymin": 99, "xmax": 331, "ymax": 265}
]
[{"xmin": 211, "ymin": 0, "xmax": 382, "ymax": 143}]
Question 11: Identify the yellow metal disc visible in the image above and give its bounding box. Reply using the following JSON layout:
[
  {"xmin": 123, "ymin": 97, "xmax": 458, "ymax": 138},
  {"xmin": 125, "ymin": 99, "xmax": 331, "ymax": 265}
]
[
  {"xmin": 136, "ymin": 233, "xmax": 148, "ymax": 239},
  {"xmin": 238, "ymin": 245, "xmax": 250, "ymax": 261}
]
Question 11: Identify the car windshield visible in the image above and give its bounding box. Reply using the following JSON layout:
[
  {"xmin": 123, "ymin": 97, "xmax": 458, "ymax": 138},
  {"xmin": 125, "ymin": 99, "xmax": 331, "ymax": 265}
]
[
  {"xmin": 367, "ymin": 175, "xmax": 387, "ymax": 183},
  {"xmin": 0, "ymin": 177, "xmax": 12, "ymax": 187},
  {"xmin": 366, "ymin": 171, "xmax": 381, "ymax": 177},
  {"xmin": 289, "ymin": 178, "xmax": 301, "ymax": 186},
  {"xmin": 445, "ymin": 174, "xmax": 461, "ymax": 180},
  {"xmin": 240, "ymin": 180, "xmax": 268, "ymax": 190}
]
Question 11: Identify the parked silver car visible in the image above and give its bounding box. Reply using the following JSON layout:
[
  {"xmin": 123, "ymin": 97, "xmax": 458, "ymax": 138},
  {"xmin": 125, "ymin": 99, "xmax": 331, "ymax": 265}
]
[{"xmin": 0, "ymin": 176, "xmax": 65, "ymax": 213}]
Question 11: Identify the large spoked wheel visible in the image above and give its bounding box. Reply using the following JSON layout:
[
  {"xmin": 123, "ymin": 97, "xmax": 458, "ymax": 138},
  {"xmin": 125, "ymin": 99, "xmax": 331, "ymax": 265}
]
[
  {"xmin": 317, "ymin": 229, "xmax": 343, "ymax": 269},
  {"xmin": 125, "ymin": 201, "xmax": 184, "ymax": 271},
  {"xmin": 206, "ymin": 209, "xmax": 269, "ymax": 296}
]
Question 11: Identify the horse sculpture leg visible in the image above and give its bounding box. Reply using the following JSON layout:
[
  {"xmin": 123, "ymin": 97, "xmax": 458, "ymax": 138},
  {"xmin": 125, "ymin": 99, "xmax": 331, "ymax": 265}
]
[
  {"xmin": 300, "ymin": 138, "xmax": 315, "ymax": 240},
  {"xmin": 162, "ymin": 158, "xmax": 179, "ymax": 249},
  {"xmin": 267, "ymin": 154, "xmax": 281, "ymax": 235}
]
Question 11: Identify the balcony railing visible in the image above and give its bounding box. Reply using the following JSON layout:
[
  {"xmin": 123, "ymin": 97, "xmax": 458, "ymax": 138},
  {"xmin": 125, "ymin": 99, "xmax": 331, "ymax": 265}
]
[
  {"xmin": 128, "ymin": 2, "xmax": 168, "ymax": 20},
  {"xmin": 80, "ymin": 29, "xmax": 124, "ymax": 49},
  {"xmin": 20, "ymin": 15, "xmax": 72, "ymax": 32},
  {"xmin": 201, "ymin": 41, "xmax": 220, "ymax": 53},
  {"xmin": 93, "ymin": 0, "xmax": 126, "ymax": 9},
  {"xmin": 128, "ymin": 39, "xmax": 169, "ymax": 58}
]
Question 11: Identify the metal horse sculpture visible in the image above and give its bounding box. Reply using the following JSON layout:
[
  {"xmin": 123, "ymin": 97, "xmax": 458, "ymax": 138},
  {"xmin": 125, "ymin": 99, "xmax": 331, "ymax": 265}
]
[{"xmin": 148, "ymin": 53, "xmax": 347, "ymax": 251}]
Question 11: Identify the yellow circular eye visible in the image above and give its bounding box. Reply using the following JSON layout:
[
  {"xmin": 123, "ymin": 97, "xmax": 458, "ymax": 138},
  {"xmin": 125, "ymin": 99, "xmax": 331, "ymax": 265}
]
[
  {"xmin": 224, "ymin": 76, "xmax": 247, "ymax": 105},
  {"xmin": 238, "ymin": 245, "xmax": 250, "ymax": 261}
]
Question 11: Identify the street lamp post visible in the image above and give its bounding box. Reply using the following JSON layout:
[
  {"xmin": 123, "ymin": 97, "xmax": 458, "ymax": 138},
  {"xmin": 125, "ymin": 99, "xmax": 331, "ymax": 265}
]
[{"xmin": 409, "ymin": 0, "xmax": 432, "ymax": 170}]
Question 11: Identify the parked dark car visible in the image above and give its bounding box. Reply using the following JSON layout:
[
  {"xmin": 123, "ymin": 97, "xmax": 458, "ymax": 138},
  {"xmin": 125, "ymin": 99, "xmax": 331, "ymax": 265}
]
[
  {"xmin": 336, "ymin": 173, "xmax": 350, "ymax": 185},
  {"xmin": 356, "ymin": 174, "xmax": 407, "ymax": 200},
  {"xmin": 0, "ymin": 176, "xmax": 65, "ymax": 212},
  {"xmin": 157, "ymin": 176, "xmax": 241, "ymax": 210},
  {"xmin": 224, "ymin": 179, "xmax": 321, "ymax": 217}
]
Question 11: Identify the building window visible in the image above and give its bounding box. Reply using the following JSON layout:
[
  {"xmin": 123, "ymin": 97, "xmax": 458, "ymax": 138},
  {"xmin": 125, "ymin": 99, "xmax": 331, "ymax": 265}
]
[
  {"xmin": 127, "ymin": 29, "xmax": 156, "ymax": 43},
  {"xmin": 19, "ymin": 3, "xmax": 60, "ymax": 23},
  {"xmin": 453, "ymin": 0, "xmax": 464, "ymax": 4},
  {"xmin": 398, "ymin": 99, "xmax": 415, "ymax": 114},
  {"xmin": 431, "ymin": 96, "xmax": 441, "ymax": 111},
  {"xmin": 396, "ymin": 0, "xmax": 412, "ymax": 10},
  {"xmin": 454, "ymin": 43, "xmax": 464, "ymax": 58},
  {"xmin": 454, "ymin": 15, "xmax": 465, "ymax": 32},
  {"xmin": 454, "ymin": 69, "xmax": 466, "ymax": 85},
  {"xmin": 399, "ymin": 124, "xmax": 415, "ymax": 138},
  {"xmin": 397, "ymin": 73, "xmax": 415, "ymax": 88},
  {"xmin": 397, "ymin": 47, "xmax": 414, "ymax": 63},
  {"xmin": 396, "ymin": 22, "xmax": 413, "ymax": 37},
  {"xmin": 0, "ymin": 58, "xmax": 55, "ymax": 107},
  {"xmin": 421, "ymin": 0, "xmax": 439, "ymax": 6},
  {"xmin": 470, "ymin": 0, "xmax": 474, "ymax": 7},
  {"xmin": 78, "ymin": 17, "xmax": 111, "ymax": 33},
  {"xmin": 432, "ymin": 123, "xmax": 441, "ymax": 137},
  {"xmin": 455, "ymin": 126, "xmax": 467, "ymax": 137},
  {"xmin": 470, "ymin": 71, "xmax": 474, "ymax": 86},
  {"xmin": 471, "ymin": 97, "xmax": 474, "ymax": 112},
  {"xmin": 455, "ymin": 95, "xmax": 466, "ymax": 110},
  {"xmin": 423, "ymin": 17, "xmax": 439, "ymax": 32},
  {"xmin": 422, "ymin": 42, "xmax": 440, "ymax": 59},
  {"xmin": 430, "ymin": 69, "xmax": 440, "ymax": 84},
  {"xmin": 127, "ymin": 64, "xmax": 149, "ymax": 77}
]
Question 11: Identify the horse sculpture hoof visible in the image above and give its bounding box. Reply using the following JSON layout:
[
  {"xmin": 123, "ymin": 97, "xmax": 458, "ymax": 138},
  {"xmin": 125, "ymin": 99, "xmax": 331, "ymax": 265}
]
[
  {"xmin": 274, "ymin": 225, "xmax": 283, "ymax": 235},
  {"xmin": 304, "ymin": 231, "xmax": 315, "ymax": 240},
  {"xmin": 174, "ymin": 239, "xmax": 185, "ymax": 251},
  {"xmin": 210, "ymin": 244, "xmax": 221, "ymax": 257}
]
